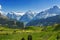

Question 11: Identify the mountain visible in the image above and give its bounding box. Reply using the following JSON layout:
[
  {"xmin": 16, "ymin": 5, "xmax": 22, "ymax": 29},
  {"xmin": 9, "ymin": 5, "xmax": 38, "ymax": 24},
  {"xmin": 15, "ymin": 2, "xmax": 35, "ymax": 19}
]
[
  {"xmin": 0, "ymin": 13, "xmax": 9, "ymax": 25},
  {"xmin": 6, "ymin": 12, "xmax": 22, "ymax": 20},
  {"xmin": 0, "ymin": 13, "xmax": 24, "ymax": 28},
  {"xmin": 14, "ymin": 12, "xmax": 24, "ymax": 20},
  {"xmin": 19, "ymin": 10, "xmax": 35, "ymax": 24},
  {"xmin": 26, "ymin": 15, "xmax": 60, "ymax": 26},
  {"xmin": 26, "ymin": 6, "xmax": 60, "ymax": 26},
  {"xmin": 33, "ymin": 6, "xmax": 60, "ymax": 20}
]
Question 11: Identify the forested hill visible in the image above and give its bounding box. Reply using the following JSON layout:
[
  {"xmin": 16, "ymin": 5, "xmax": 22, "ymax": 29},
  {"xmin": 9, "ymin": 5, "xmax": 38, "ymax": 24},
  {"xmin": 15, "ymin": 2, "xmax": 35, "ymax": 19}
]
[{"xmin": 0, "ymin": 13, "xmax": 24, "ymax": 28}]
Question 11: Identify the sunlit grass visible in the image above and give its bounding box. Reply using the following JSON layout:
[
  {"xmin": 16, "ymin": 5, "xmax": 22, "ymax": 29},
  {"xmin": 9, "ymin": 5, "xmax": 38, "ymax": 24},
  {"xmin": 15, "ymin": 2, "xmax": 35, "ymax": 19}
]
[{"xmin": 0, "ymin": 25, "xmax": 60, "ymax": 40}]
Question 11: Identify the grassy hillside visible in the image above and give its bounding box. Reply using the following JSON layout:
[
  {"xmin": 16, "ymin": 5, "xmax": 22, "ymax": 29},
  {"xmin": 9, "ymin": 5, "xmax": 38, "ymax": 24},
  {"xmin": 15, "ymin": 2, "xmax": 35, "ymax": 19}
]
[{"xmin": 0, "ymin": 24, "xmax": 60, "ymax": 40}]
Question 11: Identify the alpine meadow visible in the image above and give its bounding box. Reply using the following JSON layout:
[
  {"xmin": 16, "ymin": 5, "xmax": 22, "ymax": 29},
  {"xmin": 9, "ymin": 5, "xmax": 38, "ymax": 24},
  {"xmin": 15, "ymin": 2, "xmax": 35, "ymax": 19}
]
[{"xmin": 0, "ymin": 0, "xmax": 60, "ymax": 40}]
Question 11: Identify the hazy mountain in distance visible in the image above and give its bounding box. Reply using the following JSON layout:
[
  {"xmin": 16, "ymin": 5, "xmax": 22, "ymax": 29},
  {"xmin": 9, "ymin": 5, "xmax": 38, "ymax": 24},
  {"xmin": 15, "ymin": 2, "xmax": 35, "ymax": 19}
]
[
  {"xmin": 26, "ymin": 5, "xmax": 60, "ymax": 26},
  {"xmin": 19, "ymin": 10, "xmax": 36, "ymax": 24},
  {"xmin": 33, "ymin": 6, "xmax": 60, "ymax": 20},
  {"xmin": 6, "ymin": 12, "xmax": 23, "ymax": 20}
]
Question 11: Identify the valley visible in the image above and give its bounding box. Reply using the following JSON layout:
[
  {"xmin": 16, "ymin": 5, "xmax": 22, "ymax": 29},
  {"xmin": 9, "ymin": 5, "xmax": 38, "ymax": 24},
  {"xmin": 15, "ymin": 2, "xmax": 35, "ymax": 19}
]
[
  {"xmin": 0, "ymin": 5, "xmax": 60, "ymax": 40},
  {"xmin": 0, "ymin": 24, "xmax": 60, "ymax": 40}
]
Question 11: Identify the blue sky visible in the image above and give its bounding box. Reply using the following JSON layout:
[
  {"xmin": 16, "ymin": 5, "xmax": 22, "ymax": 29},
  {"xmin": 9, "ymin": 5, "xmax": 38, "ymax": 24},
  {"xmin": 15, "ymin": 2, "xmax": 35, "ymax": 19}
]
[{"xmin": 0, "ymin": 0, "xmax": 60, "ymax": 12}]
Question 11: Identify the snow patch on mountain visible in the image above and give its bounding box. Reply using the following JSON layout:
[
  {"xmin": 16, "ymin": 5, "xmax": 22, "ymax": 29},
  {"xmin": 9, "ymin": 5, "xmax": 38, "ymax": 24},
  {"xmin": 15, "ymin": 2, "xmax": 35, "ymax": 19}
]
[
  {"xmin": 33, "ymin": 5, "xmax": 60, "ymax": 20},
  {"xmin": 19, "ymin": 10, "xmax": 36, "ymax": 23}
]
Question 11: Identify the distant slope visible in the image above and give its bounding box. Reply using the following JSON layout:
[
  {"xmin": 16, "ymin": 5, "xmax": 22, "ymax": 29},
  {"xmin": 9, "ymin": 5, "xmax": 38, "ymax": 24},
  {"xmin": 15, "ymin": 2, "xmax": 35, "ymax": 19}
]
[
  {"xmin": 33, "ymin": 6, "xmax": 60, "ymax": 20},
  {"xmin": 6, "ymin": 12, "xmax": 22, "ymax": 20},
  {"xmin": 0, "ymin": 13, "xmax": 24, "ymax": 28},
  {"xmin": 19, "ymin": 10, "xmax": 35, "ymax": 24},
  {"xmin": 26, "ymin": 6, "xmax": 60, "ymax": 26},
  {"xmin": 26, "ymin": 15, "xmax": 60, "ymax": 26}
]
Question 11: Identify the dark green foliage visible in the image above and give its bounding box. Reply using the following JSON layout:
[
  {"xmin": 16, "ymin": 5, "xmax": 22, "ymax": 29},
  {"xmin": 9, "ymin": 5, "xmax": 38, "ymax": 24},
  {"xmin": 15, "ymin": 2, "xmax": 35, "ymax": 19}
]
[
  {"xmin": 16, "ymin": 21, "xmax": 24, "ymax": 28},
  {"xmin": 53, "ymin": 24, "xmax": 60, "ymax": 31},
  {"xmin": 21, "ymin": 37, "xmax": 25, "ymax": 40},
  {"xmin": 0, "ymin": 14, "xmax": 24, "ymax": 28},
  {"xmin": 28, "ymin": 35, "xmax": 32, "ymax": 40}
]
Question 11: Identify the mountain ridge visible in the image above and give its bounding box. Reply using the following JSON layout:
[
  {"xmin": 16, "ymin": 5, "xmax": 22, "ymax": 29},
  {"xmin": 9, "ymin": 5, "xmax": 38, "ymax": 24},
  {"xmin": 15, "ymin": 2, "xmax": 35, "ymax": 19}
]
[{"xmin": 26, "ymin": 5, "xmax": 60, "ymax": 26}]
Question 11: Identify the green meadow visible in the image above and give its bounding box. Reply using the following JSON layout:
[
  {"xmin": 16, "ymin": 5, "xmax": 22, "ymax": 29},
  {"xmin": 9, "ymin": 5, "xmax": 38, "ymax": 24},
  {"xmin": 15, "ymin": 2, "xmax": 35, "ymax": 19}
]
[{"xmin": 0, "ymin": 24, "xmax": 60, "ymax": 40}]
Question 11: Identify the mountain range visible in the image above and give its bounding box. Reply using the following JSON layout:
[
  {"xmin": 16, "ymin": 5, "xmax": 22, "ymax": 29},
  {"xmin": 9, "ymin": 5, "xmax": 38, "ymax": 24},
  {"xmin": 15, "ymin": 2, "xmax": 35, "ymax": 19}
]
[
  {"xmin": 26, "ymin": 6, "xmax": 60, "ymax": 26},
  {"xmin": 0, "ymin": 12, "xmax": 24, "ymax": 28},
  {"xmin": 19, "ymin": 10, "xmax": 36, "ymax": 24},
  {"xmin": 6, "ymin": 12, "xmax": 23, "ymax": 20},
  {"xmin": 0, "ymin": 5, "xmax": 60, "ymax": 27}
]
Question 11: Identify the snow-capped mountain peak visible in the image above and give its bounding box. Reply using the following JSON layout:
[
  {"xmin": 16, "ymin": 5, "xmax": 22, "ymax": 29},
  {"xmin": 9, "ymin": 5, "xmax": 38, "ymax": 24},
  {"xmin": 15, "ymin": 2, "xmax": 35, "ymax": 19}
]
[
  {"xmin": 53, "ymin": 5, "xmax": 59, "ymax": 9},
  {"xmin": 10, "ymin": 11, "xmax": 24, "ymax": 16},
  {"xmin": 26, "ymin": 5, "xmax": 60, "ymax": 26},
  {"xmin": 46, "ymin": 5, "xmax": 60, "ymax": 14},
  {"xmin": 33, "ymin": 5, "xmax": 60, "ymax": 20},
  {"xmin": 25, "ymin": 10, "xmax": 35, "ymax": 16},
  {"xmin": 19, "ymin": 10, "xmax": 35, "ymax": 23},
  {"xmin": 6, "ymin": 12, "xmax": 23, "ymax": 20}
]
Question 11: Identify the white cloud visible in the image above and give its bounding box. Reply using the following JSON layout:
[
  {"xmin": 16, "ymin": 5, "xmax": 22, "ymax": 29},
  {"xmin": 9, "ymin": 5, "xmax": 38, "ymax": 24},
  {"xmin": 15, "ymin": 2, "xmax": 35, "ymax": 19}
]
[
  {"xmin": 11, "ymin": 11, "xmax": 24, "ymax": 16},
  {"xmin": 15, "ymin": 12, "xmax": 24, "ymax": 15},
  {"xmin": 0, "ymin": 5, "xmax": 2, "ymax": 9}
]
